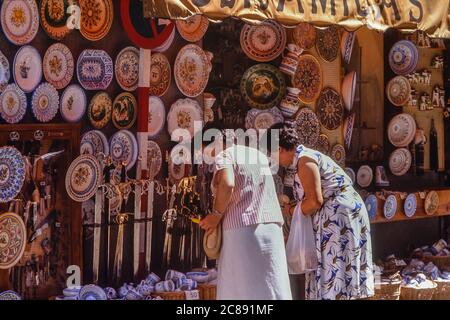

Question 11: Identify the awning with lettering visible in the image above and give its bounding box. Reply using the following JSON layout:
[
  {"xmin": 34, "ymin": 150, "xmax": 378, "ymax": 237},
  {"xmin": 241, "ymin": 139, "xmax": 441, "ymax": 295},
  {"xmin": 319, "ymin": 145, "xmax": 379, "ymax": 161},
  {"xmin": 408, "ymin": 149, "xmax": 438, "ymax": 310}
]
[{"xmin": 143, "ymin": 0, "xmax": 450, "ymax": 38}]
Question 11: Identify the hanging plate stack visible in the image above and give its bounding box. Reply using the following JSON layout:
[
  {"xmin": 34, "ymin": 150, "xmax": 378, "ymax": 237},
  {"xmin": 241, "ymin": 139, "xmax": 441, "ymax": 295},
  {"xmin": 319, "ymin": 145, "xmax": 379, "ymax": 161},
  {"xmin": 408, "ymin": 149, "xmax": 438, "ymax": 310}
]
[
  {"xmin": 148, "ymin": 96, "xmax": 166, "ymax": 138},
  {"xmin": 43, "ymin": 43, "xmax": 74, "ymax": 90},
  {"xmin": 387, "ymin": 113, "xmax": 416, "ymax": 147},
  {"xmin": 389, "ymin": 40, "xmax": 419, "ymax": 75},
  {"xmin": 245, "ymin": 107, "xmax": 284, "ymax": 130},
  {"xmin": 167, "ymin": 98, "xmax": 203, "ymax": 140},
  {"xmin": 40, "ymin": 0, "xmax": 75, "ymax": 40},
  {"xmin": 0, "ymin": 212, "xmax": 26, "ymax": 270},
  {"xmin": 294, "ymin": 107, "xmax": 320, "ymax": 148},
  {"xmin": 147, "ymin": 140, "xmax": 163, "ymax": 179},
  {"xmin": 80, "ymin": 130, "xmax": 109, "ymax": 156},
  {"xmin": 31, "ymin": 83, "xmax": 60, "ymax": 123},
  {"xmin": 60, "ymin": 84, "xmax": 87, "ymax": 123},
  {"xmin": 293, "ymin": 54, "xmax": 322, "ymax": 104},
  {"xmin": 110, "ymin": 130, "xmax": 138, "ymax": 170},
  {"xmin": 0, "ymin": 84, "xmax": 27, "ymax": 124},
  {"xmin": 176, "ymin": 15, "xmax": 209, "ymax": 42},
  {"xmin": 13, "ymin": 45, "xmax": 42, "ymax": 93},
  {"xmin": 317, "ymin": 88, "xmax": 344, "ymax": 131},
  {"xmin": 149, "ymin": 53, "xmax": 171, "ymax": 97},
  {"xmin": 1, "ymin": 0, "xmax": 39, "ymax": 45},
  {"xmin": 0, "ymin": 51, "xmax": 10, "ymax": 92},
  {"xmin": 316, "ymin": 26, "xmax": 340, "ymax": 62},
  {"xmin": 0, "ymin": 147, "xmax": 25, "ymax": 203},
  {"xmin": 115, "ymin": 47, "xmax": 139, "ymax": 92},
  {"xmin": 386, "ymin": 76, "xmax": 411, "ymax": 107},
  {"xmin": 389, "ymin": 148, "xmax": 412, "ymax": 176},
  {"xmin": 292, "ymin": 22, "xmax": 316, "ymax": 50},
  {"xmin": 112, "ymin": 93, "xmax": 137, "ymax": 130},
  {"xmin": 88, "ymin": 92, "xmax": 112, "ymax": 129},
  {"xmin": 77, "ymin": 49, "xmax": 113, "ymax": 90},
  {"xmin": 79, "ymin": 0, "xmax": 113, "ymax": 41}
]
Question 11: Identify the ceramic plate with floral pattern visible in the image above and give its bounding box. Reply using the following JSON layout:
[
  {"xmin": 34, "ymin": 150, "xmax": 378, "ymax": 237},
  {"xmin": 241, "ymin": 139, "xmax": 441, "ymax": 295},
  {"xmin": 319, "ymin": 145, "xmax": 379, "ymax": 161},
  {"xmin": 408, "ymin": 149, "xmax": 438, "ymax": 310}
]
[
  {"xmin": 60, "ymin": 84, "xmax": 87, "ymax": 123},
  {"xmin": 0, "ymin": 84, "xmax": 26, "ymax": 124},
  {"xmin": 88, "ymin": 92, "xmax": 112, "ymax": 129},
  {"xmin": 112, "ymin": 92, "xmax": 137, "ymax": 130},
  {"xmin": 31, "ymin": 82, "xmax": 60, "ymax": 123},
  {"xmin": 383, "ymin": 195, "xmax": 397, "ymax": 220},
  {"xmin": 0, "ymin": 212, "xmax": 26, "ymax": 269},
  {"xmin": 81, "ymin": 130, "xmax": 109, "ymax": 157},
  {"xmin": 77, "ymin": 49, "xmax": 113, "ymax": 90},
  {"xmin": 0, "ymin": 147, "xmax": 25, "ymax": 204},
  {"xmin": 424, "ymin": 191, "xmax": 439, "ymax": 216},
  {"xmin": 330, "ymin": 143, "xmax": 346, "ymax": 167},
  {"xmin": 65, "ymin": 154, "xmax": 103, "ymax": 202},
  {"xmin": 317, "ymin": 87, "xmax": 344, "ymax": 131},
  {"xmin": 1, "ymin": 0, "xmax": 39, "ymax": 45},
  {"xmin": 79, "ymin": 0, "xmax": 113, "ymax": 41},
  {"xmin": 316, "ymin": 26, "xmax": 340, "ymax": 62},
  {"xmin": 40, "ymin": 0, "xmax": 75, "ymax": 40},
  {"xmin": 167, "ymin": 98, "xmax": 203, "ymax": 141},
  {"xmin": 109, "ymin": 130, "xmax": 138, "ymax": 170},
  {"xmin": 294, "ymin": 107, "xmax": 320, "ymax": 148},
  {"xmin": 386, "ymin": 76, "xmax": 411, "ymax": 107},
  {"xmin": 176, "ymin": 15, "xmax": 209, "ymax": 42},
  {"xmin": 149, "ymin": 53, "xmax": 171, "ymax": 97},
  {"xmin": 13, "ymin": 45, "xmax": 42, "ymax": 93},
  {"xmin": 43, "ymin": 43, "xmax": 74, "ymax": 90},
  {"xmin": 389, "ymin": 40, "xmax": 419, "ymax": 76},
  {"xmin": 293, "ymin": 54, "xmax": 322, "ymax": 104},
  {"xmin": 115, "ymin": 46, "xmax": 139, "ymax": 92}
]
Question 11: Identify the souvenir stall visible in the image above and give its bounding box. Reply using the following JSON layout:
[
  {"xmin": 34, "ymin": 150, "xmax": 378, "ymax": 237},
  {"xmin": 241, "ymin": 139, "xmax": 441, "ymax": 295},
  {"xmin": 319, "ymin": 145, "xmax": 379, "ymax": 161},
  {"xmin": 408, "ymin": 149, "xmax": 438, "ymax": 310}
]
[{"xmin": 0, "ymin": 0, "xmax": 450, "ymax": 301}]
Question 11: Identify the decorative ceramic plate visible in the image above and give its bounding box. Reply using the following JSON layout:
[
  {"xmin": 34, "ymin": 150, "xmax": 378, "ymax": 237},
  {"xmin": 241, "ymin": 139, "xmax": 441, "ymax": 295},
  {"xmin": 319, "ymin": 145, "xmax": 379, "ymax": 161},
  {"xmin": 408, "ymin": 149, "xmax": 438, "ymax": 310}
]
[
  {"xmin": 65, "ymin": 154, "xmax": 102, "ymax": 202},
  {"xmin": 294, "ymin": 107, "xmax": 320, "ymax": 148},
  {"xmin": 316, "ymin": 134, "xmax": 330, "ymax": 155},
  {"xmin": 0, "ymin": 51, "xmax": 10, "ymax": 92},
  {"xmin": 292, "ymin": 22, "xmax": 316, "ymax": 50},
  {"xmin": 343, "ymin": 113, "xmax": 355, "ymax": 150},
  {"xmin": 40, "ymin": 0, "xmax": 75, "ymax": 40},
  {"xmin": 81, "ymin": 130, "xmax": 109, "ymax": 156},
  {"xmin": 241, "ymin": 64, "xmax": 286, "ymax": 110},
  {"xmin": 167, "ymin": 98, "xmax": 203, "ymax": 140},
  {"xmin": 386, "ymin": 76, "xmax": 411, "ymax": 107},
  {"xmin": 387, "ymin": 113, "xmax": 416, "ymax": 148},
  {"xmin": 149, "ymin": 53, "xmax": 171, "ymax": 97},
  {"xmin": 31, "ymin": 83, "xmax": 59, "ymax": 123},
  {"xmin": 0, "ymin": 290, "xmax": 22, "ymax": 300},
  {"xmin": 0, "ymin": 147, "xmax": 25, "ymax": 203},
  {"xmin": 317, "ymin": 88, "xmax": 344, "ymax": 131},
  {"xmin": 389, "ymin": 148, "xmax": 412, "ymax": 176},
  {"xmin": 174, "ymin": 44, "xmax": 212, "ymax": 98},
  {"xmin": 1, "ymin": 0, "xmax": 39, "ymax": 45},
  {"xmin": 43, "ymin": 43, "xmax": 74, "ymax": 90},
  {"xmin": 365, "ymin": 194, "xmax": 378, "ymax": 220},
  {"xmin": 344, "ymin": 167, "xmax": 356, "ymax": 184},
  {"xmin": 240, "ymin": 20, "xmax": 286, "ymax": 62},
  {"xmin": 0, "ymin": 212, "xmax": 26, "ymax": 269},
  {"xmin": 342, "ymin": 71, "xmax": 356, "ymax": 111},
  {"xmin": 341, "ymin": 31, "xmax": 356, "ymax": 64},
  {"xmin": 424, "ymin": 191, "xmax": 439, "ymax": 216},
  {"xmin": 357, "ymin": 165, "xmax": 373, "ymax": 188},
  {"xmin": 13, "ymin": 45, "xmax": 42, "ymax": 93},
  {"xmin": 110, "ymin": 130, "xmax": 138, "ymax": 170},
  {"xmin": 78, "ymin": 285, "xmax": 107, "ymax": 300},
  {"xmin": 389, "ymin": 40, "xmax": 419, "ymax": 75},
  {"xmin": 112, "ymin": 93, "xmax": 137, "ymax": 130},
  {"xmin": 0, "ymin": 84, "xmax": 27, "ymax": 124},
  {"xmin": 148, "ymin": 96, "xmax": 166, "ymax": 138},
  {"xmin": 169, "ymin": 145, "xmax": 191, "ymax": 182},
  {"xmin": 293, "ymin": 54, "xmax": 322, "ymax": 104},
  {"xmin": 60, "ymin": 84, "xmax": 87, "ymax": 123},
  {"xmin": 88, "ymin": 92, "xmax": 112, "ymax": 129},
  {"xmin": 316, "ymin": 26, "xmax": 340, "ymax": 62},
  {"xmin": 176, "ymin": 15, "xmax": 209, "ymax": 42},
  {"xmin": 245, "ymin": 107, "xmax": 284, "ymax": 130},
  {"xmin": 383, "ymin": 195, "xmax": 397, "ymax": 220},
  {"xmin": 404, "ymin": 193, "xmax": 417, "ymax": 218},
  {"xmin": 77, "ymin": 49, "xmax": 113, "ymax": 90},
  {"xmin": 147, "ymin": 140, "xmax": 162, "ymax": 179},
  {"xmin": 115, "ymin": 47, "xmax": 139, "ymax": 92},
  {"xmin": 79, "ymin": 0, "xmax": 113, "ymax": 41},
  {"xmin": 331, "ymin": 144, "xmax": 346, "ymax": 167}
]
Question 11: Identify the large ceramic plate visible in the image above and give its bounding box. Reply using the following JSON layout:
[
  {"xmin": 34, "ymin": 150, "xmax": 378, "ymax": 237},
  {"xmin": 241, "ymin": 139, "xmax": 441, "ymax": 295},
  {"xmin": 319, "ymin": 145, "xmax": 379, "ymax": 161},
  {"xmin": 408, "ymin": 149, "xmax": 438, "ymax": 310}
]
[
  {"xmin": 88, "ymin": 92, "xmax": 112, "ymax": 129},
  {"xmin": 357, "ymin": 165, "xmax": 373, "ymax": 188},
  {"xmin": 316, "ymin": 26, "xmax": 340, "ymax": 62},
  {"xmin": 112, "ymin": 93, "xmax": 137, "ymax": 130},
  {"xmin": 115, "ymin": 46, "xmax": 139, "ymax": 92},
  {"xmin": 65, "ymin": 154, "xmax": 102, "ymax": 202},
  {"xmin": 60, "ymin": 84, "xmax": 87, "ymax": 123},
  {"xmin": 245, "ymin": 107, "xmax": 284, "ymax": 130},
  {"xmin": 110, "ymin": 130, "xmax": 138, "ymax": 170},
  {"xmin": 78, "ymin": 284, "xmax": 107, "ymax": 300},
  {"xmin": 174, "ymin": 44, "xmax": 212, "ymax": 98},
  {"xmin": 293, "ymin": 54, "xmax": 322, "ymax": 104},
  {"xmin": 81, "ymin": 130, "xmax": 109, "ymax": 157},
  {"xmin": 40, "ymin": 0, "xmax": 75, "ymax": 40},
  {"xmin": 149, "ymin": 53, "xmax": 171, "ymax": 97},
  {"xmin": 292, "ymin": 22, "xmax": 316, "ymax": 50},
  {"xmin": 167, "ymin": 98, "xmax": 203, "ymax": 140},
  {"xmin": 317, "ymin": 88, "xmax": 344, "ymax": 131},
  {"xmin": 0, "ymin": 212, "xmax": 26, "ymax": 269},
  {"xmin": 241, "ymin": 64, "xmax": 286, "ymax": 110},
  {"xmin": 176, "ymin": 15, "xmax": 209, "ymax": 42},
  {"xmin": 389, "ymin": 40, "xmax": 419, "ymax": 75},
  {"xmin": 342, "ymin": 71, "xmax": 356, "ymax": 111},
  {"xmin": 424, "ymin": 191, "xmax": 439, "ymax": 216},
  {"xmin": 383, "ymin": 195, "xmax": 397, "ymax": 220},
  {"xmin": 294, "ymin": 107, "xmax": 320, "ymax": 148},
  {"xmin": 31, "ymin": 83, "xmax": 60, "ymax": 123},
  {"xmin": 43, "ymin": 43, "xmax": 74, "ymax": 90},
  {"xmin": 316, "ymin": 134, "xmax": 330, "ymax": 155},
  {"xmin": 365, "ymin": 194, "xmax": 378, "ymax": 220},
  {"xmin": 0, "ymin": 51, "xmax": 10, "ymax": 92},
  {"xmin": 331, "ymin": 144, "xmax": 346, "ymax": 167},
  {"xmin": 0, "ymin": 84, "xmax": 26, "ymax": 124},
  {"xmin": 147, "ymin": 140, "xmax": 162, "ymax": 179},
  {"xmin": 79, "ymin": 0, "xmax": 113, "ymax": 41},
  {"xmin": 389, "ymin": 148, "xmax": 412, "ymax": 176},
  {"xmin": 1, "ymin": 0, "xmax": 39, "ymax": 45},
  {"xmin": 77, "ymin": 49, "xmax": 113, "ymax": 90},
  {"xmin": 404, "ymin": 193, "xmax": 417, "ymax": 218},
  {"xmin": 240, "ymin": 20, "xmax": 286, "ymax": 62},
  {"xmin": 386, "ymin": 76, "xmax": 411, "ymax": 107},
  {"xmin": 13, "ymin": 45, "xmax": 42, "ymax": 93},
  {"xmin": 148, "ymin": 96, "xmax": 166, "ymax": 138},
  {"xmin": 0, "ymin": 147, "xmax": 25, "ymax": 203},
  {"xmin": 387, "ymin": 113, "xmax": 416, "ymax": 147}
]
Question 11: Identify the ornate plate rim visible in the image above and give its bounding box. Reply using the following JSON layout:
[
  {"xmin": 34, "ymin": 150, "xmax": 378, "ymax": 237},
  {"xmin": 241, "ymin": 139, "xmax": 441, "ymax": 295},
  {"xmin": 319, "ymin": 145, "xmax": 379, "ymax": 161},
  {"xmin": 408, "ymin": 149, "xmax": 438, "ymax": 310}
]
[
  {"xmin": 0, "ymin": 84, "xmax": 27, "ymax": 124},
  {"xmin": 112, "ymin": 92, "xmax": 137, "ymax": 130},
  {"xmin": 79, "ymin": 0, "xmax": 113, "ymax": 41},
  {"xmin": 1, "ymin": 0, "xmax": 39, "ymax": 45},
  {"xmin": 115, "ymin": 46, "xmax": 140, "ymax": 92},
  {"xmin": 13, "ymin": 45, "xmax": 42, "ymax": 93},
  {"xmin": 0, "ymin": 212, "xmax": 26, "ymax": 269},
  {"xmin": 43, "ymin": 42, "xmax": 74, "ymax": 90},
  {"xmin": 65, "ymin": 154, "xmax": 103, "ymax": 202}
]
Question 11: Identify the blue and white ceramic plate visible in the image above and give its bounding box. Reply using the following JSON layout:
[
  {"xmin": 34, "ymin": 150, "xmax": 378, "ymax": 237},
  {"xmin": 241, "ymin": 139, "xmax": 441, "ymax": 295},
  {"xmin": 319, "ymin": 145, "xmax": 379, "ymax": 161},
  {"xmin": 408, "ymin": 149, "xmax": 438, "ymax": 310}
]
[
  {"xmin": 0, "ymin": 290, "xmax": 22, "ymax": 300},
  {"xmin": 13, "ymin": 45, "xmax": 42, "ymax": 93},
  {"xmin": 32, "ymin": 82, "xmax": 60, "ymax": 123},
  {"xmin": 81, "ymin": 130, "xmax": 109, "ymax": 157},
  {"xmin": 110, "ymin": 130, "xmax": 138, "ymax": 170},
  {"xmin": 78, "ymin": 284, "xmax": 107, "ymax": 300},
  {"xmin": 60, "ymin": 84, "xmax": 87, "ymax": 123},
  {"xmin": 389, "ymin": 40, "xmax": 419, "ymax": 75},
  {"xmin": 0, "ymin": 84, "xmax": 27, "ymax": 124},
  {"xmin": 77, "ymin": 49, "xmax": 113, "ymax": 90},
  {"xmin": 383, "ymin": 195, "xmax": 397, "ymax": 220},
  {"xmin": 65, "ymin": 154, "xmax": 102, "ymax": 202},
  {"xmin": 0, "ymin": 147, "xmax": 25, "ymax": 203},
  {"xmin": 365, "ymin": 194, "xmax": 378, "ymax": 220},
  {"xmin": 245, "ymin": 107, "xmax": 284, "ymax": 130},
  {"xmin": 404, "ymin": 193, "xmax": 417, "ymax": 218}
]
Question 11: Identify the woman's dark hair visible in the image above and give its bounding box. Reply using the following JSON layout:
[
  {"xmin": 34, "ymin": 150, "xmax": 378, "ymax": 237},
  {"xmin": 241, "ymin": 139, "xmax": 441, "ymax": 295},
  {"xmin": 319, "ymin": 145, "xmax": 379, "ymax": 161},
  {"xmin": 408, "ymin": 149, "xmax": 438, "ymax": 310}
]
[
  {"xmin": 200, "ymin": 121, "xmax": 235, "ymax": 146},
  {"xmin": 268, "ymin": 121, "xmax": 300, "ymax": 151}
]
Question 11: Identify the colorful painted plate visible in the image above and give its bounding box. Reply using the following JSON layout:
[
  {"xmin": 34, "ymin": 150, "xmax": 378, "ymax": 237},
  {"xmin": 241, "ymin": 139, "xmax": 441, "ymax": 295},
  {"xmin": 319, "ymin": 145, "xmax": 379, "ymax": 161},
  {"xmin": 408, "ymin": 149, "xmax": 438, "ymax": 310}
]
[
  {"xmin": 0, "ymin": 51, "xmax": 10, "ymax": 92},
  {"xmin": 167, "ymin": 98, "xmax": 203, "ymax": 140},
  {"xmin": 294, "ymin": 107, "xmax": 320, "ymax": 148},
  {"xmin": 424, "ymin": 191, "xmax": 439, "ymax": 216},
  {"xmin": 147, "ymin": 140, "xmax": 162, "ymax": 179},
  {"xmin": 245, "ymin": 107, "xmax": 284, "ymax": 130},
  {"xmin": 115, "ymin": 46, "xmax": 139, "ymax": 92},
  {"xmin": 241, "ymin": 64, "xmax": 286, "ymax": 110},
  {"xmin": 357, "ymin": 165, "xmax": 373, "ymax": 188},
  {"xmin": 383, "ymin": 195, "xmax": 397, "ymax": 220},
  {"xmin": 365, "ymin": 194, "xmax": 378, "ymax": 220},
  {"xmin": 110, "ymin": 130, "xmax": 138, "ymax": 170},
  {"xmin": 31, "ymin": 83, "xmax": 60, "ymax": 123},
  {"xmin": 0, "ymin": 290, "xmax": 22, "ymax": 300},
  {"xmin": 342, "ymin": 71, "xmax": 357, "ymax": 112},
  {"xmin": 389, "ymin": 40, "xmax": 419, "ymax": 75},
  {"xmin": 316, "ymin": 26, "xmax": 340, "ymax": 62},
  {"xmin": 77, "ymin": 49, "xmax": 113, "ymax": 90},
  {"xmin": 40, "ymin": 0, "xmax": 75, "ymax": 40},
  {"xmin": 149, "ymin": 53, "xmax": 171, "ymax": 97},
  {"xmin": 292, "ymin": 22, "xmax": 316, "ymax": 50},
  {"xmin": 13, "ymin": 45, "xmax": 42, "ymax": 93},
  {"xmin": 293, "ymin": 54, "xmax": 322, "ymax": 104},
  {"xmin": 79, "ymin": 0, "xmax": 113, "ymax": 41},
  {"xmin": 148, "ymin": 96, "xmax": 166, "ymax": 138},
  {"xmin": 331, "ymin": 144, "xmax": 346, "ymax": 167},
  {"xmin": 0, "ymin": 147, "xmax": 25, "ymax": 204},
  {"xmin": 341, "ymin": 31, "xmax": 356, "ymax": 64},
  {"xmin": 317, "ymin": 88, "xmax": 344, "ymax": 131},
  {"xmin": 389, "ymin": 148, "xmax": 412, "ymax": 176},
  {"xmin": 387, "ymin": 113, "xmax": 416, "ymax": 148},
  {"xmin": 176, "ymin": 15, "xmax": 209, "ymax": 42},
  {"xmin": 174, "ymin": 44, "xmax": 212, "ymax": 98},
  {"xmin": 404, "ymin": 193, "xmax": 417, "ymax": 218},
  {"xmin": 60, "ymin": 84, "xmax": 87, "ymax": 123},
  {"xmin": 88, "ymin": 92, "xmax": 112, "ymax": 129},
  {"xmin": 1, "ymin": 0, "xmax": 39, "ymax": 45},
  {"xmin": 43, "ymin": 43, "xmax": 74, "ymax": 90},
  {"xmin": 0, "ymin": 212, "xmax": 26, "ymax": 270},
  {"xmin": 316, "ymin": 134, "xmax": 330, "ymax": 155},
  {"xmin": 78, "ymin": 285, "xmax": 107, "ymax": 300},
  {"xmin": 343, "ymin": 113, "xmax": 355, "ymax": 150},
  {"xmin": 0, "ymin": 84, "xmax": 27, "ymax": 124},
  {"xmin": 112, "ymin": 93, "xmax": 137, "ymax": 130},
  {"xmin": 344, "ymin": 167, "xmax": 356, "ymax": 184},
  {"xmin": 386, "ymin": 76, "xmax": 411, "ymax": 107},
  {"xmin": 240, "ymin": 20, "xmax": 286, "ymax": 62},
  {"xmin": 65, "ymin": 154, "xmax": 102, "ymax": 202},
  {"xmin": 81, "ymin": 130, "xmax": 109, "ymax": 156}
]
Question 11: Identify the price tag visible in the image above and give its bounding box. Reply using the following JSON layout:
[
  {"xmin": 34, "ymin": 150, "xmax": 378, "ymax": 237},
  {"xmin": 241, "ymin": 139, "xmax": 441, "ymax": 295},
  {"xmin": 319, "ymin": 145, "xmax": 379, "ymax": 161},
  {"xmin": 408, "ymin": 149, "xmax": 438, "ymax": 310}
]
[{"xmin": 185, "ymin": 290, "xmax": 200, "ymax": 300}]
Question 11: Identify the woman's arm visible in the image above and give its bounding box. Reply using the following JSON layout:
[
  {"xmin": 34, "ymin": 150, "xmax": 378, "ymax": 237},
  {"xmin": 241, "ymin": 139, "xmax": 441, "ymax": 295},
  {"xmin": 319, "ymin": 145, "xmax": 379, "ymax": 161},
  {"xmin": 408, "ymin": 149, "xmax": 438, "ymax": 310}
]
[{"xmin": 298, "ymin": 157, "xmax": 323, "ymax": 216}]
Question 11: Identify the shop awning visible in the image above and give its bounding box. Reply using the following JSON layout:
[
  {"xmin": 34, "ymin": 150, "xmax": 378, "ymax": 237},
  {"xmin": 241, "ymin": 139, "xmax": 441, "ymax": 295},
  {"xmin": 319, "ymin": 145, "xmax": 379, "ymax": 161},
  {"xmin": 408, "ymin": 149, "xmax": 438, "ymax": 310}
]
[{"xmin": 143, "ymin": 0, "xmax": 450, "ymax": 38}]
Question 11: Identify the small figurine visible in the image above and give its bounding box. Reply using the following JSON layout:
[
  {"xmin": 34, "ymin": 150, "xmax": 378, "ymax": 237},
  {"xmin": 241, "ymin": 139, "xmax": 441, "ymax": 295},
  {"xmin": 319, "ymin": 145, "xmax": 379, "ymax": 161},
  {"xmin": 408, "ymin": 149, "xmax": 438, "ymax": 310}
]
[
  {"xmin": 417, "ymin": 31, "xmax": 431, "ymax": 47},
  {"xmin": 432, "ymin": 55, "xmax": 444, "ymax": 69},
  {"xmin": 439, "ymin": 86, "xmax": 446, "ymax": 108},
  {"xmin": 422, "ymin": 69, "xmax": 432, "ymax": 85},
  {"xmin": 432, "ymin": 86, "xmax": 441, "ymax": 108},
  {"xmin": 420, "ymin": 93, "xmax": 431, "ymax": 111},
  {"xmin": 409, "ymin": 89, "xmax": 418, "ymax": 108}
]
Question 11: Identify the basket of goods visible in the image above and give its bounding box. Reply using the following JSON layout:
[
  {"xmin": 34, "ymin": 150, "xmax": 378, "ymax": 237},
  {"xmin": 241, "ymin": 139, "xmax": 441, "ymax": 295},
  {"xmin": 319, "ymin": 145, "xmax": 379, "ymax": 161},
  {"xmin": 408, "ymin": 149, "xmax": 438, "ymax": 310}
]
[
  {"xmin": 420, "ymin": 240, "xmax": 450, "ymax": 269},
  {"xmin": 432, "ymin": 271, "xmax": 450, "ymax": 300},
  {"xmin": 400, "ymin": 273, "xmax": 437, "ymax": 300},
  {"xmin": 188, "ymin": 269, "xmax": 218, "ymax": 300},
  {"xmin": 377, "ymin": 254, "xmax": 407, "ymax": 275},
  {"xmin": 198, "ymin": 284, "xmax": 217, "ymax": 300},
  {"xmin": 371, "ymin": 265, "xmax": 402, "ymax": 300}
]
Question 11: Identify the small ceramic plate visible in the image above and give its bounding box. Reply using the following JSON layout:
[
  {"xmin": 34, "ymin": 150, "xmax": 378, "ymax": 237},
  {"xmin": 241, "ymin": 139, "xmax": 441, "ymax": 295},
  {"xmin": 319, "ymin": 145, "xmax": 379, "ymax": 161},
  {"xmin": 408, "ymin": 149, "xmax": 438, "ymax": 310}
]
[
  {"xmin": 115, "ymin": 46, "xmax": 139, "ymax": 92},
  {"xmin": 167, "ymin": 98, "xmax": 203, "ymax": 141},
  {"xmin": 365, "ymin": 194, "xmax": 378, "ymax": 220},
  {"xmin": 389, "ymin": 148, "xmax": 412, "ymax": 176},
  {"xmin": 147, "ymin": 140, "xmax": 162, "ymax": 179},
  {"xmin": 43, "ymin": 43, "xmax": 74, "ymax": 90},
  {"xmin": 78, "ymin": 284, "xmax": 107, "ymax": 300},
  {"xmin": 292, "ymin": 22, "xmax": 316, "ymax": 50},
  {"xmin": 316, "ymin": 26, "xmax": 340, "ymax": 62},
  {"xmin": 112, "ymin": 93, "xmax": 137, "ymax": 130},
  {"xmin": 387, "ymin": 113, "xmax": 416, "ymax": 148},
  {"xmin": 383, "ymin": 195, "xmax": 397, "ymax": 220},
  {"xmin": 317, "ymin": 87, "xmax": 344, "ymax": 131},
  {"xmin": 176, "ymin": 15, "xmax": 209, "ymax": 42},
  {"xmin": 0, "ymin": 212, "xmax": 26, "ymax": 270},
  {"xmin": 148, "ymin": 96, "xmax": 166, "ymax": 138},
  {"xmin": 344, "ymin": 167, "xmax": 356, "ymax": 185},
  {"xmin": 168, "ymin": 145, "xmax": 191, "ymax": 182},
  {"xmin": 149, "ymin": 53, "xmax": 171, "ymax": 97},
  {"xmin": 40, "ymin": 0, "xmax": 75, "ymax": 40},
  {"xmin": 0, "ymin": 84, "xmax": 27, "ymax": 124},
  {"xmin": 386, "ymin": 76, "xmax": 411, "ymax": 107},
  {"xmin": 13, "ymin": 45, "xmax": 42, "ymax": 93},
  {"xmin": 110, "ymin": 130, "xmax": 138, "ymax": 170},
  {"xmin": 79, "ymin": 0, "xmax": 113, "ymax": 41},
  {"xmin": 81, "ymin": 130, "xmax": 109, "ymax": 157},
  {"xmin": 65, "ymin": 154, "xmax": 103, "ymax": 202},
  {"xmin": 31, "ymin": 83, "xmax": 60, "ymax": 123},
  {"xmin": 1, "ymin": 0, "xmax": 39, "ymax": 45},
  {"xmin": 331, "ymin": 144, "xmax": 346, "ymax": 167},
  {"xmin": 0, "ymin": 51, "xmax": 10, "ymax": 92},
  {"xmin": 404, "ymin": 193, "xmax": 417, "ymax": 218},
  {"xmin": 357, "ymin": 165, "xmax": 373, "ymax": 188},
  {"xmin": 293, "ymin": 54, "xmax": 322, "ymax": 104},
  {"xmin": 60, "ymin": 84, "xmax": 87, "ymax": 123},
  {"xmin": 424, "ymin": 191, "xmax": 439, "ymax": 216},
  {"xmin": 88, "ymin": 92, "xmax": 112, "ymax": 129},
  {"xmin": 0, "ymin": 147, "xmax": 26, "ymax": 204},
  {"xmin": 77, "ymin": 49, "xmax": 113, "ymax": 90},
  {"xmin": 0, "ymin": 290, "xmax": 22, "ymax": 300}
]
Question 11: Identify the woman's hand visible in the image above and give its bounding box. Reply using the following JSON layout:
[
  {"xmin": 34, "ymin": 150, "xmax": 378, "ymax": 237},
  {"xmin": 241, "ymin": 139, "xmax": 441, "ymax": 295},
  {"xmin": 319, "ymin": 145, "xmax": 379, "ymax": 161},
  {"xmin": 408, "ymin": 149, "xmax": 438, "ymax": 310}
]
[{"xmin": 199, "ymin": 214, "xmax": 222, "ymax": 234}]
